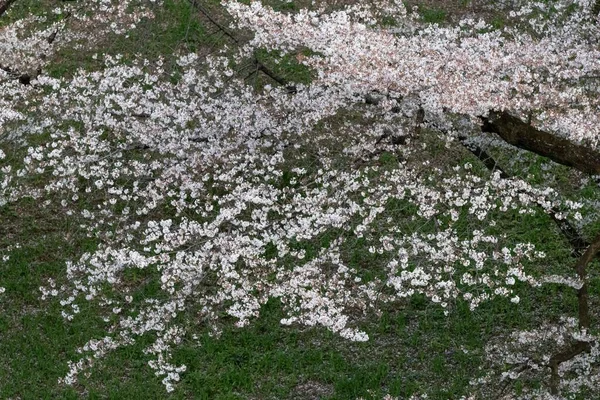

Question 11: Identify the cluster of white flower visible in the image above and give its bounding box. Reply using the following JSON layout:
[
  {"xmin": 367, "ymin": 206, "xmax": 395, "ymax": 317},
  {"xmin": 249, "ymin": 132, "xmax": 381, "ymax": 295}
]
[
  {"xmin": 227, "ymin": 0, "xmax": 600, "ymax": 145},
  {"xmin": 473, "ymin": 317, "xmax": 600, "ymax": 399},
  {"xmin": 0, "ymin": 0, "xmax": 162, "ymax": 76},
  {"xmin": 11, "ymin": 50, "xmax": 586, "ymax": 391},
  {"xmin": 1, "ymin": 0, "xmax": 599, "ymax": 395},
  {"xmin": 59, "ymin": 335, "xmax": 132, "ymax": 386}
]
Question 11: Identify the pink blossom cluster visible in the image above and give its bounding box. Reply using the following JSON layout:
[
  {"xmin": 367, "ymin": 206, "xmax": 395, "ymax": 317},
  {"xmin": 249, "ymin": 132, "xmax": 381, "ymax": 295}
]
[
  {"xmin": 475, "ymin": 317, "xmax": 600, "ymax": 399},
  {"xmin": 0, "ymin": 0, "xmax": 598, "ymax": 396},
  {"xmin": 227, "ymin": 0, "xmax": 600, "ymax": 145}
]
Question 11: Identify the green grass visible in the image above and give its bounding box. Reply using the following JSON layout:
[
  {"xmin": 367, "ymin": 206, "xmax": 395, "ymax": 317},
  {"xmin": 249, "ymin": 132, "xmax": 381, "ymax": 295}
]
[
  {"xmin": 0, "ymin": 265, "xmax": 545, "ymax": 400},
  {"xmin": 1, "ymin": 1, "xmax": 599, "ymax": 399},
  {"xmin": 0, "ymin": 167, "xmax": 586, "ymax": 399},
  {"xmin": 0, "ymin": 0, "xmax": 56, "ymax": 27},
  {"xmin": 419, "ymin": 8, "xmax": 448, "ymax": 24},
  {"xmin": 42, "ymin": 0, "xmax": 223, "ymax": 79}
]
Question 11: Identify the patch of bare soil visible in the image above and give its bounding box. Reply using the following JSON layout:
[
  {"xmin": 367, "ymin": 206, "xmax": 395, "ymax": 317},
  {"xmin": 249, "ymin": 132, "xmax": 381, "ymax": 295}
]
[{"xmin": 290, "ymin": 381, "xmax": 335, "ymax": 400}]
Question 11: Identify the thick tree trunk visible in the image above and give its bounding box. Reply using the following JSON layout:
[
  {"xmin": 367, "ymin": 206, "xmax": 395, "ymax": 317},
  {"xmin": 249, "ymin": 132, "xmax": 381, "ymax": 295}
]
[{"xmin": 481, "ymin": 111, "xmax": 600, "ymax": 176}]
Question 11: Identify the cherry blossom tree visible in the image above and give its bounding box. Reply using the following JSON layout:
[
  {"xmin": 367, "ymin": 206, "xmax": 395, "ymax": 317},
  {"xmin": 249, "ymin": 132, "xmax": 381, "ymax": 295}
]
[{"xmin": 1, "ymin": 0, "xmax": 600, "ymax": 398}]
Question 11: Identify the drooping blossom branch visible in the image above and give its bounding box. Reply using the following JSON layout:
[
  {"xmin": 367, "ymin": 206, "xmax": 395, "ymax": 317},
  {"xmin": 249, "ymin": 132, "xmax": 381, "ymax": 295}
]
[{"xmin": 1, "ymin": 0, "xmax": 599, "ymax": 396}]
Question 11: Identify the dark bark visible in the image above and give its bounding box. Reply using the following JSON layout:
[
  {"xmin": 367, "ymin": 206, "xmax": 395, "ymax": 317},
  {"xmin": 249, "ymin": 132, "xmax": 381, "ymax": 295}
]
[
  {"xmin": 256, "ymin": 60, "xmax": 288, "ymax": 87},
  {"xmin": 549, "ymin": 341, "xmax": 592, "ymax": 394},
  {"xmin": 481, "ymin": 111, "xmax": 600, "ymax": 176},
  {"xmin": 552, "ymin": 213, "xmax": 590, "ymax": 257},
  {"xmin": 478, "ymin": 112, "xmax": 600, "ymax": 395},
  {"xmin": 478, "ymin": 111, "xmax": 600, "ymax": 255},
  {"xmin": 188, "ymin": 0, "xmax": 239, "ymax": 44},
  {"xmin": 0, "ymin": 0, "xmax": 16, "ymax": 18},
  {"xmin": 459, "ymin": 137, "xmax": 590, "ymax": 256},
  {"xmin": 460, "ymin": 140, "xmax": 509, "ymax": 178},
  {"xmin": 414, "ymin": 107, "xmax": 425, "ymax": 136},
  {"xmin": 187, "ymin": 0, "xmax": 295, "ymax": 92},
  {"xmin": 546, "ymin": 232, "xmax": 600, "ymax": 394},
  {"xmin": 0, "ymin": 7, "xmax": 68, "ymax": 84},
  {"xmin": 574, "ymin": 232, "xmax": 600, "ymax": 329},
  {"xmin": 0, "ymin": 64, "xmax": 39, "ymax": 85}
]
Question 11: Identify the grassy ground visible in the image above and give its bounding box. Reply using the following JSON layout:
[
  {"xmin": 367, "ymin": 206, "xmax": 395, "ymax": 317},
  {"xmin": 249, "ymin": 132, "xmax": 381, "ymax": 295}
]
[
  {"xmin": 1, "ymin": 1, "xmax": 598, "ymax": 399},
  {"xmin": 0, "ymin": 204, "xmax": 586, "ymax": 399}
]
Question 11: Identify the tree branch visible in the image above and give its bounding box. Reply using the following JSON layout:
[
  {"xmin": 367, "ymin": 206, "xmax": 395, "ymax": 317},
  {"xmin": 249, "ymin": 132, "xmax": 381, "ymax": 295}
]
[
  {"xmin": 459, "ymin": 137, "xmax": 590, "ymax": 256},
  {"xmin": 188, "ymin": 0, "xmax": 238, "ymax": 44},
  {"xmin": 0, "ymin": 0, "xmax": 16, "ymax": 18},
  {"xmin": 0, "ymin": 64, "xmax": 40, "ymax": 85},
  {"xmin": 187, "ymin": 0, "xmax": 295, "ymax": 92},
  {"xmin": 544, "ymin": 232, "xmax": 600, "ymax": 394},
  {"xmin": 480, "ymin": 112, "xmax": 600, "ymax": 395},
  {"xmin": 549, "ymin": 340, "xmax": 591, "ymax": 394},
  {"xmin": 481, "ymin": 111, "xmax": 600, "ymax": 176},
  {"xmin": 574, "ymin": 231, "xmax": 600, "ymax": 329}
]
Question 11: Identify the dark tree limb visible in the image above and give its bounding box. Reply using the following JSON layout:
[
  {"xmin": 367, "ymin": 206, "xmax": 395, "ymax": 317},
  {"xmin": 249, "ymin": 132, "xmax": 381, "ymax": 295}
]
[
  {"xmin": 414, "ymin": 106, "xmax": 425, "ymax": 136},
  {"xmin": 0, "ymin": 0, "xmax": 16, "ymax": 18},
  {"xmin": 0, "ymin": 9, "xmax": 70, "ymax": 85},
  {"xmin": 244, "ymin": 63, "xmax": 296, "ymax": 93},
  {"xmin": 478, "ymin": 110, "xmax": 600, "ymax": 255},
  {"xmin": 254, "ymin": 58, "xmax": 296, "ymax": 92},
  {"xmin": 188, "ymin": 0, "xmax": 239, "ymax": 44},
  {"xmin": 256, "ymin": 60, "xmax": 287, "ymax": 86},
  {"xmin": 0, "ymin": 64, "xmax": 40, "ymax": 85},
  {"xmin": 552, "ymin": 213, "xmax": 590, "ymax": 257},
  {"xmin": 546, "ymin": 232, "xmax": 600, "ymax": 394},
  {"xmin": 425, "ymin": 116, "xmax": 588, "ymax": 254},
  {"xmin": 481, "ymin": 111, "xmax": 600, "ymax": 176},
  {"xmin": 187, "ymin": 0, "xmax": 295, "ymax": 92},
  {"xmin": 459, "ymin": 137, "xmax": 590, "ymax": 256},
  {"xmin": 459, "ymin": 138, "xmax": 510, "ymax": 179},
  {"xmin": 549, "ymin": 340, "xmax": 591, "ymax": 394},
  {"xmin": 477, "ymin": 110, "xmax": 600, "ymax": 395},
  {"xmin": 574, "ymin": 231, "xmax": 600, "ymax": 329}
]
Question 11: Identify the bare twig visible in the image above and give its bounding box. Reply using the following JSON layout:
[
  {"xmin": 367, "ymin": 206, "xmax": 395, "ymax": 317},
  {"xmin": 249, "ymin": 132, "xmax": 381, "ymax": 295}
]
[{"xmin": 188, "ymin": 0, "xmax": 239, "ymax": 44}]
